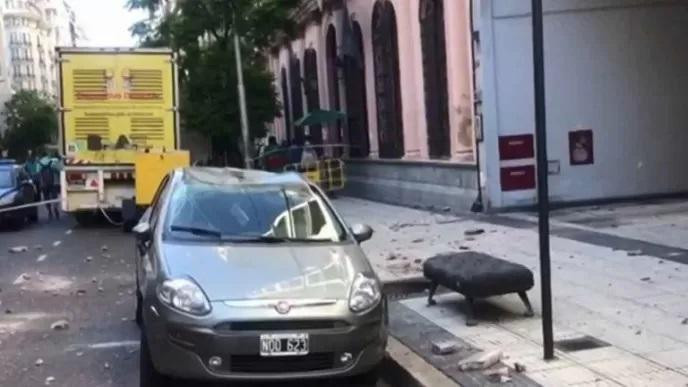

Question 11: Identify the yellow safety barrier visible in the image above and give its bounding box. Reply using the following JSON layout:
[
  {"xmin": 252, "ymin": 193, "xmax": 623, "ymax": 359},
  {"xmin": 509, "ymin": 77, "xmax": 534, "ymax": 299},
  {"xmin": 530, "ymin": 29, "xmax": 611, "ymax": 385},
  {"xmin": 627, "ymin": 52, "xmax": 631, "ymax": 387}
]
[{"xmin": 284, "ymin": 158, "xmax": 346, "ymax": 192}]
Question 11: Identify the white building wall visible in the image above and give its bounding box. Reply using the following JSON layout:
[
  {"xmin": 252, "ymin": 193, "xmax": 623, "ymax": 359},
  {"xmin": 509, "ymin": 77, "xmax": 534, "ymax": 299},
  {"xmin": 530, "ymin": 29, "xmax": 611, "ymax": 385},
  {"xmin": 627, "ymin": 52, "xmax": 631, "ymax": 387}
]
[{"xmin": 481, "ymin": 0, "xmax": 688, "ymax": 208}]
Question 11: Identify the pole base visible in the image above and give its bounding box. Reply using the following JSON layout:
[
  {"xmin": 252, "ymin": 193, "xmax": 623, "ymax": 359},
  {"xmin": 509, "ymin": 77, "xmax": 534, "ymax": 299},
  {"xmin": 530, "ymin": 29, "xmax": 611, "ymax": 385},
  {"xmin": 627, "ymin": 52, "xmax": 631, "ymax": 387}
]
[{"xmin": 470, "ymin": 199, "xmax": 484, "ymax": 213}]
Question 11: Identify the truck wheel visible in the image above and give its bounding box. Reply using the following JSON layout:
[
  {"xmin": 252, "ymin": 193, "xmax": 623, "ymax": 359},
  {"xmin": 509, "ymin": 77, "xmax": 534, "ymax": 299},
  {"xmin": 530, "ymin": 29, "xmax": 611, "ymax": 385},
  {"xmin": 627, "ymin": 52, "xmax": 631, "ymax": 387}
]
[
  {"xmin": 73, "ymin": 212, "xmax": 93, "ymax": 227},
  {"xmin": 140, "ymin": 332, "xmax": 169, "ymax": 387}
]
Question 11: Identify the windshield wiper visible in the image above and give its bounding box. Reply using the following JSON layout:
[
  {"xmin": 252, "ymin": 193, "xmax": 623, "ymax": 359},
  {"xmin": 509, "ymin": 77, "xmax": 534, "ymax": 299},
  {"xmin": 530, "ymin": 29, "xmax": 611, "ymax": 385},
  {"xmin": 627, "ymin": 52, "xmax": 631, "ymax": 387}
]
[
  {"xmin": 170, "ymin": 225, "xmax": 222, "ymax": 238},
  {"xmin": 228, "ymin": 235, "xmax": 290, "ymax": 244}
]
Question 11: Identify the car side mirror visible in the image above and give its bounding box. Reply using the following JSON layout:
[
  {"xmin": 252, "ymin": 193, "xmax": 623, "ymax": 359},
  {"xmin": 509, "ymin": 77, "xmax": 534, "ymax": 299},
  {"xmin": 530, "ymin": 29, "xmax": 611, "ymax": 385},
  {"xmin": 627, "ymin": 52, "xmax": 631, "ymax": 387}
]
[
  {"xmin": 351, "ymin": 224, "xmax": 373, "ymax": 243},
  {"xmin": 133, "ymin": 222, "xmax": 152, "ymax": 243}
]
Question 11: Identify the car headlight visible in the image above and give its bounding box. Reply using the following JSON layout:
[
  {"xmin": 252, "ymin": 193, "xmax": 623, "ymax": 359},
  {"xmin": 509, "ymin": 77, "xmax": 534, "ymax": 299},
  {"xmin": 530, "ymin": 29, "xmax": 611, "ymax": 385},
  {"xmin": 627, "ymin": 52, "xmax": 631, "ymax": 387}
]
[
  {"xmin": 0, "ymin": 192, "xmax": 17, "ymax": 206},
  {"xmin": 349, "ymin": 273, "xmax": 382, "ymax": 313},
  {"xmin": 158, "ymin": 278, "xmax": 211, "ymax": 316}
]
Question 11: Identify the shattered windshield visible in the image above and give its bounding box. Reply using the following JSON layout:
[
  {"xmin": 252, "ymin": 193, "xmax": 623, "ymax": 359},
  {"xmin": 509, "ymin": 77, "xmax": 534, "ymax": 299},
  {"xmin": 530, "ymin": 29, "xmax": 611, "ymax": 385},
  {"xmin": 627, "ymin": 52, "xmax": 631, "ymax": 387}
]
[{"xmin": 164, "ymin": 182, "xmax": 345, "ymax": 243}]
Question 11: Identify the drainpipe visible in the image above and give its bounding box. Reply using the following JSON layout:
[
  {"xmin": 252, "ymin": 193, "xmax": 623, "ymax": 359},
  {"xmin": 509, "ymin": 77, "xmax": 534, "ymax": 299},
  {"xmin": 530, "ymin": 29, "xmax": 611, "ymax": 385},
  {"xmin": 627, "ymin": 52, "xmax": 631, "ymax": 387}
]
[{"xmin": 469, "ymin": 0, "xmax": 484, "ymax": 213}]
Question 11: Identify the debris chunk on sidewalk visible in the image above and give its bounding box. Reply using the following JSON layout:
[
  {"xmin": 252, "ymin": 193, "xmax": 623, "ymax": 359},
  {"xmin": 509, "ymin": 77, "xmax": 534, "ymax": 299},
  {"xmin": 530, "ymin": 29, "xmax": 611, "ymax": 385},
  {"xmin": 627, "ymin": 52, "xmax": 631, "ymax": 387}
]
[
  {"xmin": 681, "ymin": 318, "xmax": 688, "ymax": 325},
  {"xmin": 45, "ymin": 376, "xmax": 55, "ymax": 385},
  {"xmin": 35, "ymin": 358, "xmax": 44, "ymax": 367},
  {"xmin": 50, "ymin": 319, "xmax": 69, "ymax": 331},
  {"xmin": 9, "ymin": 246, "xmax": 28, "ymax": 253},
  {"xmin": 627, "ymin": 250, "xmax": 643, "ymax": 256},
  {"xmin": 640, "ymin": 277, "xmax": 651, "ymax": 282},
  {"xmin": 101, "ymin": 245, "xmax": 109, "ymax": 251},
  {"xmin": 484, "ymin": 367, "xmax": 511, "ymax": 383},
  {"xmin": 514, "ymin": 362, "xmax": 527, "ymax": 373},
  {"xmin": 431, "ymin": 339, "xmax": 459, "ymax": 355},
  {"xmin": 464, "ymin": 228, "xmax": 485, "ymax": 236},
  {"xmin": 458, "ymin": 350, "xmax": 502, "ymax": 371}
]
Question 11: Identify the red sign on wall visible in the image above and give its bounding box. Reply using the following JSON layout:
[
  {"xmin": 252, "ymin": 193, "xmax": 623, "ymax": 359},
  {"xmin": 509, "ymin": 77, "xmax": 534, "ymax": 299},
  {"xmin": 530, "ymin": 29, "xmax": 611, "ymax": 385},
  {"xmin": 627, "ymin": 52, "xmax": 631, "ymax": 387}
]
[
  {"xmin": 499, "ymin": 134, "xmax": 535, "ymax": 160},
  {"xmin": 500, "ymin": 165, "xmax": 536, "ymax": 191}
]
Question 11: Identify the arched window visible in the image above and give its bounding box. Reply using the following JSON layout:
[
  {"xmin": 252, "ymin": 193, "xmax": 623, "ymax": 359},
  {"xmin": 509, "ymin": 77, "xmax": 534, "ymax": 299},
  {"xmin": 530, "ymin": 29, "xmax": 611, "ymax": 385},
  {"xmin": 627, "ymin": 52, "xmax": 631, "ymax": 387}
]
[
  {"xmin": 289, "ymin": 55, "xmax": 304, "ymax": 144},
  {"xmin": 343, "ymin": 21, "xmax": 370, "ymax": 158},
  {"xmin": 280, "ymin": 67, "xmax": 292, "ymax": 143},
  {"xmin": 303, "ymin": 48, "xmax": 323, "ymax": 149},
  {"xmin": 326, "ymin": 25, "xmax": 341, "ymax": 149},
  {"xmin": 372, "ymin": 0, "xmax": 404, "ymax": 159},
  {"xmin": 420, "ymin": 0, "xmax": 450, "ymax": 158}
]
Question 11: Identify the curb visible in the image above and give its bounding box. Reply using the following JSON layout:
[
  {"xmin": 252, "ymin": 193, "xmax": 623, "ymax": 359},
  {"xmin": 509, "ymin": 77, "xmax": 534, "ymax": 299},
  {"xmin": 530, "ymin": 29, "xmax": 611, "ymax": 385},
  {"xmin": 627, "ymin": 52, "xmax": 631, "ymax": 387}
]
[{"xmin": 383, "ymin": 337, "xmax": 460, "ymax": 387}]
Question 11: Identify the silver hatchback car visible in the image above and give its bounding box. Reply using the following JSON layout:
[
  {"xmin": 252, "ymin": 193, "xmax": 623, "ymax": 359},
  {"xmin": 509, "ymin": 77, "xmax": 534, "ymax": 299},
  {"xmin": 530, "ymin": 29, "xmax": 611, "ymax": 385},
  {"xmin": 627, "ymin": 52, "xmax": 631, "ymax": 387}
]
[{"xmin": 134, "ymin": 168, "xmax": 387, "ymax": 386}]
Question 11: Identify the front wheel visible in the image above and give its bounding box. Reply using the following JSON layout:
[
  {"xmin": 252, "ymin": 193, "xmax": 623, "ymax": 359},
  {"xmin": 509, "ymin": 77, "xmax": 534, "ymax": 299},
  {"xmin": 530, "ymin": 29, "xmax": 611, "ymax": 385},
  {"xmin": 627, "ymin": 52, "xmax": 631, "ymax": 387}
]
[
  {"xmin": 28, "ymin": 207, "xmax": 38, "ymax": 223},
  {"xmin": 140, "ymin": 332, "xmax": 169, "ymax": 387},
  {"xmin": 351, "ymin": 364, "xmax": 381, "ymax": 387}
]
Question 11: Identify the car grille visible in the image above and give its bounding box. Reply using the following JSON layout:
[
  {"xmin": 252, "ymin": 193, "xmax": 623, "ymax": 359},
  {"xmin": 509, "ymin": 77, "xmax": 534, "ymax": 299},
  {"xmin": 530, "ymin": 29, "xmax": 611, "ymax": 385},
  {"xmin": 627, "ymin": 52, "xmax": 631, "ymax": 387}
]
[
  {"xmin": 230, "ymin": 353, "xmax": 335, "ymax": 373},
  {"xmin": 215, "ymin": 320, "xmax": 348, "ymax": 332}
]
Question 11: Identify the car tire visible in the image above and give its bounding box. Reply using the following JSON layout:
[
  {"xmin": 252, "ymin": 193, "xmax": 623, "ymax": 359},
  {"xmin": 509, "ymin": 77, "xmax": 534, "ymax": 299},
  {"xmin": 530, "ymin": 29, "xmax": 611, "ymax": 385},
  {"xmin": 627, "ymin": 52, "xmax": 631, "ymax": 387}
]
[
  {"xmin": 140, "ymin": 332, "xmax": 169, "ymax": 387},
  {"xmin": 351, "ymin": 364, "xmax": 381, "ymax": 387},
  {"xmin": 28, "ymin": 207, "xmax": 38, "ymax": 223},
  {"xmin": 135, "ymin": 291, "xmax": 143, "ymax": 327}
]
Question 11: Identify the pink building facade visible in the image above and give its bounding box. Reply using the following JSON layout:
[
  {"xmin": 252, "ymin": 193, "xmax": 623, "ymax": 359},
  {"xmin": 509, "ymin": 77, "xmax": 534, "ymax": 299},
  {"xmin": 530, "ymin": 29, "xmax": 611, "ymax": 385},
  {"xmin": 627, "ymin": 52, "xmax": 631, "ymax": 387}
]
[{"xmin": 268, "ymin": 0, "xmax": 481, "ymax": 212}]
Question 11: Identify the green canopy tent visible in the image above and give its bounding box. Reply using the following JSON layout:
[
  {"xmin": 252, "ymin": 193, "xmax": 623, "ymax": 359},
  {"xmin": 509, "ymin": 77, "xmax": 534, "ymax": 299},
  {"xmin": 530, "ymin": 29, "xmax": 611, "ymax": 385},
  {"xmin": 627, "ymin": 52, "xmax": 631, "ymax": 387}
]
[{"xmin": 294, "ymin": 109, "xmax": 346, "ymax": 127}]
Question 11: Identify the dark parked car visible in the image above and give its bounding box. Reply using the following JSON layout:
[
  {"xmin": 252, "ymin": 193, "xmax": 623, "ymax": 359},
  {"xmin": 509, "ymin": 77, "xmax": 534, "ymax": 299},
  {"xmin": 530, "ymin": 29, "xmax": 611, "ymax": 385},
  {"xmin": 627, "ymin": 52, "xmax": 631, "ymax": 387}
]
[
  {"xmin": 0, "ymin": 160, "xmax": 38, "ymax": 228},
  {"xmin": 134, "ymin": 167, "xmax": 386, "ymax": 387}
]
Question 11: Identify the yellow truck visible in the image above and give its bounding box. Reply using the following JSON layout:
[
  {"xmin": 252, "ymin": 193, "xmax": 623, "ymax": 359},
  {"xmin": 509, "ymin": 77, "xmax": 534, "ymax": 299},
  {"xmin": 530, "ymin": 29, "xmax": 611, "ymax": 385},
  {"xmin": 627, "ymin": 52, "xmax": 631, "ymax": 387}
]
[{"xmin": 57, "ymin": 47, "xmax": 189, "ymax": 230}]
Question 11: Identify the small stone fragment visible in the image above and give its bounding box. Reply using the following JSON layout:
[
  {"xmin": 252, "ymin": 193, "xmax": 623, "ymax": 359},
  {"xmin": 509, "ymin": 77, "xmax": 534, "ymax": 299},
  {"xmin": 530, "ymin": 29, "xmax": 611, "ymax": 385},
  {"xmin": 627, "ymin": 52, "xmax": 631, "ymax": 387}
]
[
  {"xmin": 635, "ymin": 330, "xmax": 642, "ymax": 335},
  {"xmin": 91, "ymin": 277, "xmax": 97, "ymax": 284},
  {"xmin": 35, "ymin": 358, "xmax": 44, "ymax": 367},
  {"xmin": 412, "ymin": 238, "xmax": 424, "ymax": 244},
  {"xmin": 464, "ymin": 228, "xmax": 485, "ymax": 236},
  {"xmin": 432, "ymin": 340, "xmax": 459, "ymax": 355},
  {"xmin": 76, "ymin": 352, "xmax": 84, "ymax": 357},
  {"xmin": 640, "ymin": 277, "xmax": 651, "ymax": 282},
  {"xmin": 9, "ymin": 246, "xmax": 28, "ymax": 253},
  {"xmin": 45, "ymin": 376, "xmax": 55, "ymax": 385},
  {"xmin": 34, "ymin": 245, "xmax": 43, "ymax": 250},
  {"xmin": 97, "ymin": 287, "xmax": 104, "ymax": 293},
  {"xmin": 514, "ymin": 362, "xmax": 527, "ymax": 373},
  {"xmin": 101, "ymin": 245, "xmax": 109, "ymax": 251},
  {"xmin": 50, "ymin": 320, "xmax": 69, "ymax": 331},
  {"xmin": 459, "ymin": 246, "xmax": 470, "ymax": 250},
  {"xmin": 627, "ymin": 250, "xmax": 643, "ymax": 256},
  {"xmin": 85, "ymin": 256, "xmax": 93, "ymax": 262},
  {"xmin": 414, "ymin": 259, "xmax": 422, "ymax": 264},
  {"xmin": 76, "ymin": 289, "xmax": 86, "ymax": 296},
  {"xmin": 104, "ymin": 362, "xmax": 110, "ymax": 370},
  {"xmin": 681, "ymin": 318, "xmax": 688, "ymax": 325},
  {"xmin": 386, "ymin": 254, "xmax": 398, "ymax": 261}
]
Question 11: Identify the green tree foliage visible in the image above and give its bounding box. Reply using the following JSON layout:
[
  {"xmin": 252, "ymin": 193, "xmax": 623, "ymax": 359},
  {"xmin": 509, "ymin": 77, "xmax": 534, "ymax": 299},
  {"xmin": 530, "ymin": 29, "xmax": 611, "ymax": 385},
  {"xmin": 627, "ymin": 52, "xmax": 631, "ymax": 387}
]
[
  {"xmin": 128, "ymin": 0, "xmax": 299, "ymax": 162},
  {"xmin": 1, "ymin": 90, "xmax": 58, "ymax": 160}
]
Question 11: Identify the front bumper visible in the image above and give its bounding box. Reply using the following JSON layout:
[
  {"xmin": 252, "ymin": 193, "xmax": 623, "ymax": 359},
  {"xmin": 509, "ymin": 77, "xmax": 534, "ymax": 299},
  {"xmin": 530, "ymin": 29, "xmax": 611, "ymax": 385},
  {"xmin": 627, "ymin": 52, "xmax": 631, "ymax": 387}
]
[{"xmin": 144, "ymin": 299, "xmax": 388, "ymax": 381}]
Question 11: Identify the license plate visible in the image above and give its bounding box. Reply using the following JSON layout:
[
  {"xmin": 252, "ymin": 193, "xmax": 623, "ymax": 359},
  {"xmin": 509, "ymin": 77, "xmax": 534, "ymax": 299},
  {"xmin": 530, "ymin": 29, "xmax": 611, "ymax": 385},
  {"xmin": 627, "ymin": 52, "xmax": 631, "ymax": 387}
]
[{"xmin": 260, "ymin": 333, "xmax": 309, "ymax": 357}]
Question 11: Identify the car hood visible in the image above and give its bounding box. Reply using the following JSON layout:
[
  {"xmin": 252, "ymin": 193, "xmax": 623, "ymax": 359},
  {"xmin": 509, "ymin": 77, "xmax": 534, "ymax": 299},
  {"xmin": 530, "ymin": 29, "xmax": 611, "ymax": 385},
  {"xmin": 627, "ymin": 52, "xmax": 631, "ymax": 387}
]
[{"xmin": 162, "ymin": 242, "xmax": 371, "ymax": 302}]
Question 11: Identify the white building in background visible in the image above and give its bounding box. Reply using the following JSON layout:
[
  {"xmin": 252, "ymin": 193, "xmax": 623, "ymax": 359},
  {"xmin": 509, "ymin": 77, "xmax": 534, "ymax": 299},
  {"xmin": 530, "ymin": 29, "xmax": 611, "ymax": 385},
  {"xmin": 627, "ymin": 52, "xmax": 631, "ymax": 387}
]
[
  {"xmin": 0, "ymin": 0, "xmax": 83, "ymax": 134},
  {"xmin": 1, "ymin": 0, "xmax": 84, "ymax": 94}
]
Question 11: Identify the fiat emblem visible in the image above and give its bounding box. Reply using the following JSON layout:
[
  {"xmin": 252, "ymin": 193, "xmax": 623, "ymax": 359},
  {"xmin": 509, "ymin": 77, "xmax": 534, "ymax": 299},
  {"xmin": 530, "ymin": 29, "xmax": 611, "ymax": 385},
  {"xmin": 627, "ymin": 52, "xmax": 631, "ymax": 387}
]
[{"xmin": 275, "ymin": 301, "xmax": 291, "ymax": 314}]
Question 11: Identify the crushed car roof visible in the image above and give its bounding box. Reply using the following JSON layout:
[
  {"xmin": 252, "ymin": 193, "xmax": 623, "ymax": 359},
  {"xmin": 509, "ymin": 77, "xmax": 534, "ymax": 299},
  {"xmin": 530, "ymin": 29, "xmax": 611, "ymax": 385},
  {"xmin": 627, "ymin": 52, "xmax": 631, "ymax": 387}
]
[{"xmin": 180, "ymin": 167, "xmax": 309, "ymax": 187}]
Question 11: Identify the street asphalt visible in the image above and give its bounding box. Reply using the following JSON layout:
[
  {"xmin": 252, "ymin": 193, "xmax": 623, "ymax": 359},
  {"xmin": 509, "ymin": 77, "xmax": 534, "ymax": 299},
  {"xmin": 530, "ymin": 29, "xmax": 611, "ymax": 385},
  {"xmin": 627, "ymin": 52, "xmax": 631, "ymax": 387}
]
[{"xmin": 0, "ymin": 210, "xmax": 393, "ymax": 387}]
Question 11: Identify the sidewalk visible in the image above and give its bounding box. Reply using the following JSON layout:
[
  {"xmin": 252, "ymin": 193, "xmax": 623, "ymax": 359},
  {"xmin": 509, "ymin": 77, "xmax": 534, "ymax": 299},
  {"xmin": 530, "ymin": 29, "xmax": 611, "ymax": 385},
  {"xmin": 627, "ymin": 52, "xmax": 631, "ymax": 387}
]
[{"xmin": 335, "ymin": 197, "xmax": 688, "ymax": 386}]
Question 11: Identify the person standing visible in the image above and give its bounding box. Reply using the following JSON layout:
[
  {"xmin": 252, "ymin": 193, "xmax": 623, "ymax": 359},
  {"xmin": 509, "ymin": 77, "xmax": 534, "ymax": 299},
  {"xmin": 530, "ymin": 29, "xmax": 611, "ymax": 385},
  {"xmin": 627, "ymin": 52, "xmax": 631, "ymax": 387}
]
[
  {"xmin": 39, "ymin": 155, "xmax": 61, "ymax": 220},
  {"xmin": 24, "ymin": 150, "xmax": 41, "ymax": 201}
]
